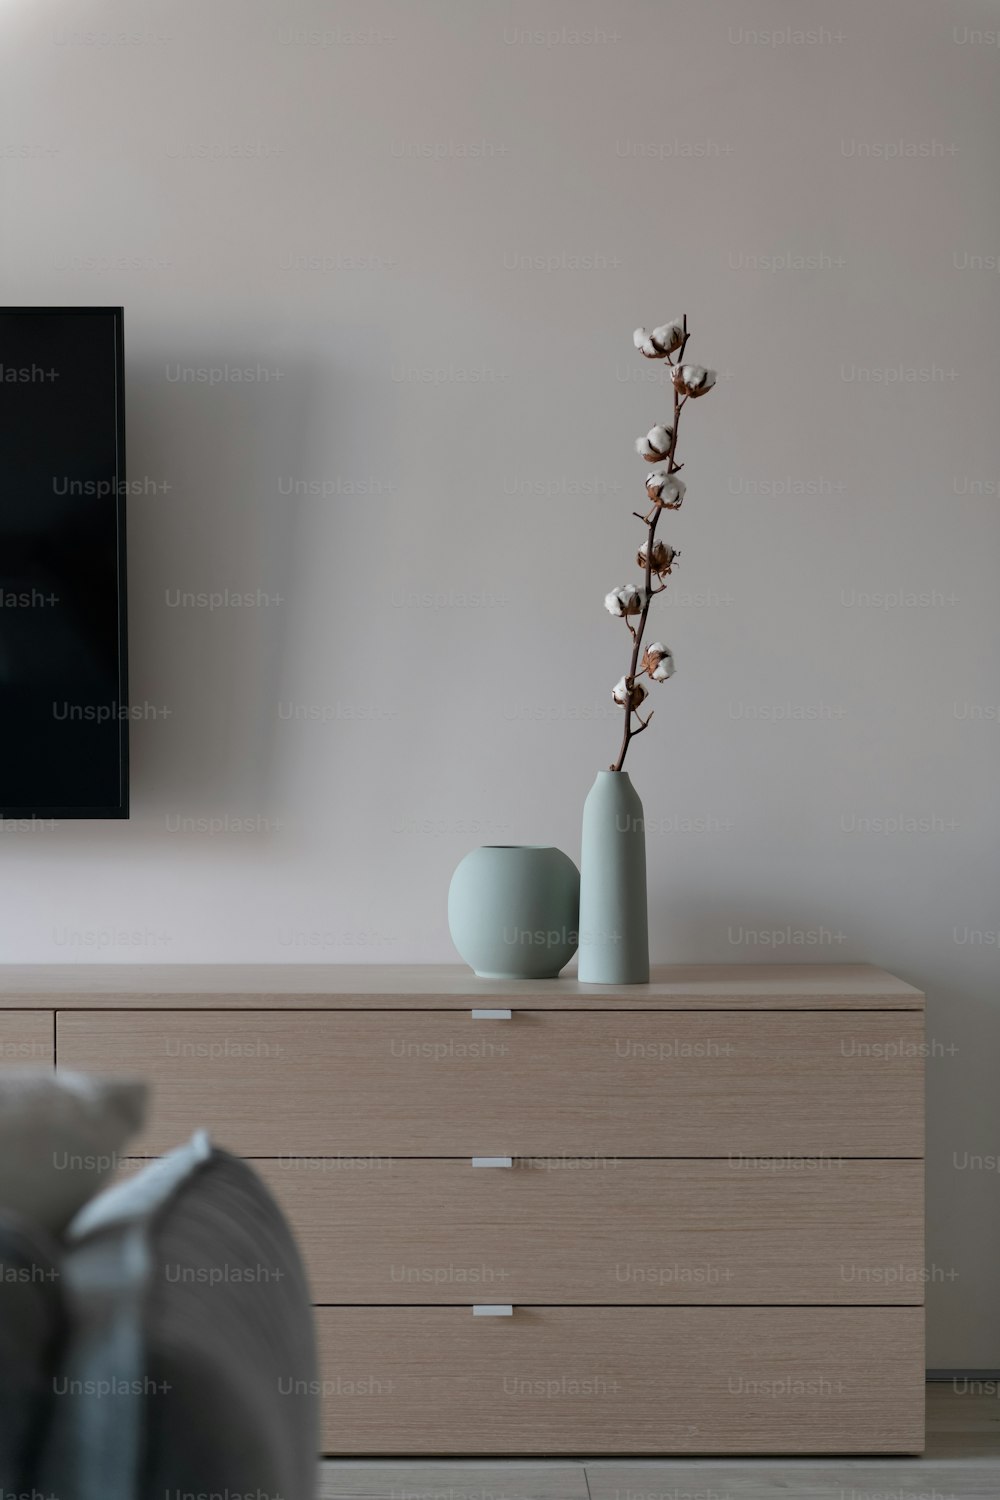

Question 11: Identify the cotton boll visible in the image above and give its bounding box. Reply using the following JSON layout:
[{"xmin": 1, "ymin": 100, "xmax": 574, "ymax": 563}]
[
  {"xmin": 651, "ymin": 321, "xmax": 684, "ymax": 355},
  {"xmin": 613, "ymin": 676, "xmax": 648, "ymax": 708},
  {"xmin": 636, "ymin": 423, "xmax": 673, "ymax": 462},
  {"xmin": 634, "ymin": 327, "xmax": 662, "ymax": 358},
  {"xmin": 605, "ymin": 585, "xmax": 642, "ymax": 617},
  {"xmin": 645, "ymin": 471, "xmax": 686, "ymax": 509},
  {"xmin": 672, "ymin": 364, "xmax": 716, "ymax": 398},
  {"xmin": 634, "ymin": 324, "xmax": 669, "ymax": 360},
  {"xmin": 638, "ymin": 540, "xmax": 678, "ymax": 577},
  {"xmin": 643, "ymin": 642, "xmax": 676, "ymax": 681},
  {"xmin": 634, "ymin": 320, "xmax": 684, "ymax": 358}
]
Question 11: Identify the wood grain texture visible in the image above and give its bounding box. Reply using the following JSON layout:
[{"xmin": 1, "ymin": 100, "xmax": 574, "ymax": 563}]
[
  {"xmin": 318, "ymin": 1390, "xmax": 1000, "ymax": 1497},
  {"xmin": 258, "ymin": 1157, "xmax": 925, "ymax": 1305},
  {"xmin": 57, "ymin": 1009, "xmax": 925, "ymax": 1156},
  {"xmin": 586, "ymin": 1388, "xmax": 998, "ymax": 1492},
  {"xmin": 313, "ymin": 1307, "xmax": 925, "ymax": 1454},
  {"xmin": 0, "ymin": 1010, "xmax": 53, "ymax": 1066},
  {"xmin": 0, "ymin": 963, "xmax": 923, "ymax": 1009}
]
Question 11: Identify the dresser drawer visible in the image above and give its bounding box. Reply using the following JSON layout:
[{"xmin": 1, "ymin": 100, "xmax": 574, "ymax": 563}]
[
  {"xmin": 56, "ymin": 1009, "xmax": 924, "ymax": 1156},
  {"xmin": 312, "ymin": 1306, "xmax": 924, "ymax": 1453},
  {"xmin": 259, "ymin": 1157, "xmax": 924, "ymax": 1305},
  {"xmin": 1, "ymin": 1011, "xmax": 53, "ymax": 1067}
]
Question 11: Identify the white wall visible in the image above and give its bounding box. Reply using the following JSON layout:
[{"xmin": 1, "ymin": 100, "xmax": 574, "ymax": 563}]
[{"xmin": 2, "ymin": 0, "xmax": 999, "ymax": 1365}]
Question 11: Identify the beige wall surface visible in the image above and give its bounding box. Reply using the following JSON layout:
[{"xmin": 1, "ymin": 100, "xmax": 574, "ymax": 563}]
[{"xmin": 1, "ymin": 0, "xmax": 997, "ymax": 1364}]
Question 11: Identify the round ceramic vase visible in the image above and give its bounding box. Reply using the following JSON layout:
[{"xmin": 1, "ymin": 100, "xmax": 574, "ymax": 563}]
[{"xmin": 447, "ymin": 845, "xmax": 580, "ymax": 979}]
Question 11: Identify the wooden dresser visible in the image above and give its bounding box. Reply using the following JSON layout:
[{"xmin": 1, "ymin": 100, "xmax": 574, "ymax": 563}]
[{"xmin": 0, "ymin": 963, "xmax": 925, "ymax": 1455}]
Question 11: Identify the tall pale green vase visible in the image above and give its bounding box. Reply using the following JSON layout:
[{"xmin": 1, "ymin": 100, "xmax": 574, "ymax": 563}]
[{"xmin": 578, "ymin": 770, "xmax": 649, "ymax": 984}]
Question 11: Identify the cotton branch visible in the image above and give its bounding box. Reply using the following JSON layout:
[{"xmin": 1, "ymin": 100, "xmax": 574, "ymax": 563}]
[{"xmin": 605, "ymin": 315, "xmax": 715, "ymax": 772}]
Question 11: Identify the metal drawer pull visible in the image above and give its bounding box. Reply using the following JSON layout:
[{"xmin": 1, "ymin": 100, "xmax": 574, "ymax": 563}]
[
  {"xmin": 472, "ymin": 1156, "xmax": 513, "ymax": 1168},
  {"xmin": 473, "ymin": 1304, "xmax": 513, "ymax": 1316},
  {"xmin": 471, "ymin": 1008, "xmax": 512, "ymax": 1020}
]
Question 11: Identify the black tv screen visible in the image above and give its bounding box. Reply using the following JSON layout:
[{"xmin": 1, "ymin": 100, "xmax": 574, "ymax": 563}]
[{"xmin": 0, "ymin": 307, "xmax": 127, "ymax": 818}]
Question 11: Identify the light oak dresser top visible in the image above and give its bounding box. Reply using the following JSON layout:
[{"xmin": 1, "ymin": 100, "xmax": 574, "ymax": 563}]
[{"xmin": 0, "ymin": 963, "xmax": 924, "ymax": 1009}]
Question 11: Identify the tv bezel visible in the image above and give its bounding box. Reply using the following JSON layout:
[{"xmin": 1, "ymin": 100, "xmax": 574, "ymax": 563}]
[{"xmin": 0, "ymin": 305, "xmax": 128, "ymax": 821}]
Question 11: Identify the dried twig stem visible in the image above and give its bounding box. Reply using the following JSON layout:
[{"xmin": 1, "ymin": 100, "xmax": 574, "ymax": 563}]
[{"xmin": 610, "ymin": 315, "xmax": 689, "ymax": 772}]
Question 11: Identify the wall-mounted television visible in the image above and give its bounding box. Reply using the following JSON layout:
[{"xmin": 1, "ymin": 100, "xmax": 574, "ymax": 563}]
[{"xmin": 0, "ymin": 307, "xmax": 128, "ymax": 818}]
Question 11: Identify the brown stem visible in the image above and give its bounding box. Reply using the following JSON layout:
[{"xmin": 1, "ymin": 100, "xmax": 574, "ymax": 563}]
[{"xmin": 610, "ymin": 314, "xmax": 689, "ymax": 772}]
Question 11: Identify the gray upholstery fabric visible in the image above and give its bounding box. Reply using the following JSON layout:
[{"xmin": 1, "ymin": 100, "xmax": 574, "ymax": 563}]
[
  {"xmin": 0, "ymin": 1211, "xmax": 64, "ymax": 1493},
  {"xmin": 140, "ymin": 1148, "xmax": 318, "ymax": 1499},
  {"xmin": 39, "ymin": 1133, "xmax": 318, "ymax": 1500}
]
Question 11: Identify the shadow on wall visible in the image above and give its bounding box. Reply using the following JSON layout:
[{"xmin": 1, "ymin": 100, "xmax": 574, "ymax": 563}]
[{"xmin": 123, "ymin": 353, "xmax": 319, "ymax": 824}]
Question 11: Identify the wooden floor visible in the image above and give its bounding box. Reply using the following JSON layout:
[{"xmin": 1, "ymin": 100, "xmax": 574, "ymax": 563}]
[{"xmin": 319, "ymin": 1385, "xmax": 1000, "ymax": 1499}]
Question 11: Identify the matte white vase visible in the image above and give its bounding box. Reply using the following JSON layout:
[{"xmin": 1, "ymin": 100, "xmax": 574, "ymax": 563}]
[{"xmin": 578, "ymin": 771, "xmax": 650, "ymax": 985}]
